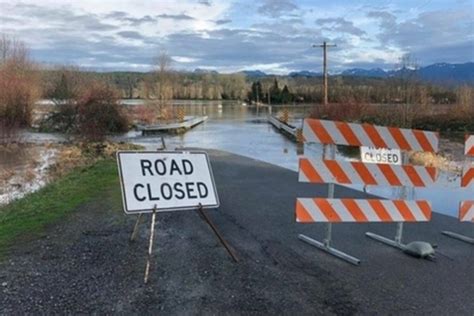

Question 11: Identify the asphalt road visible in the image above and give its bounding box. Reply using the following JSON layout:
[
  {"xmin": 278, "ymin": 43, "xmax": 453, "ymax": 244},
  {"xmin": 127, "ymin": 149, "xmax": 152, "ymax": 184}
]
[{"xmin": 1, "ymin": 149, "xmax": 473, "ymax": 314}]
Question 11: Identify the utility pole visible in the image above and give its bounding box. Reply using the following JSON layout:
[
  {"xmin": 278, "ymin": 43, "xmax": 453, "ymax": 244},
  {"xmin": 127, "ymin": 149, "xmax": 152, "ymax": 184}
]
[{"xmin": 313, "ymin": 41, "xmax": 336, "ymax": 105}]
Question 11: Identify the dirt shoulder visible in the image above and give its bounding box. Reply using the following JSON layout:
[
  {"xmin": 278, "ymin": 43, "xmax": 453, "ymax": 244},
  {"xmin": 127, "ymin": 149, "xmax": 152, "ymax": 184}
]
[{"xmin": 1, "ymin": 149, "xmax": 473, "ymax": 314}]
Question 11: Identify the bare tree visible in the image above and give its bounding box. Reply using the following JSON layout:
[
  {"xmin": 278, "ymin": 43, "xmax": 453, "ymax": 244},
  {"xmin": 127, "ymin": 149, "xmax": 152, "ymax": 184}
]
[
  {"xmin": 0, "ymin": 34, "xmax": 39, "ymax": 142},
  {"xmin": 396, "ymin": 53, "xmax": 419, "ymax": 127},
  {"xmin": 153, "ymin": 50, "xmax": 173, "ymax": 102},
  {"xmin": 148, "ymin": 50, "xmax": 175, "ymax": 120},
  {"xmin": 0, "ymin": 34, "xmax": 28, "ymax": 65},
  {"xmin": 457, "ymin": 85, "xmax": 473, "ymax": 112}
]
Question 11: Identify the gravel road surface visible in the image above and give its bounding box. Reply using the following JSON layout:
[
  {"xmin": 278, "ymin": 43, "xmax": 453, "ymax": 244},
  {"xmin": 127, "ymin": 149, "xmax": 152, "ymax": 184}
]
[{"xmin": 1, "ymin": 149, "xmax": 473, "ymax": 314}]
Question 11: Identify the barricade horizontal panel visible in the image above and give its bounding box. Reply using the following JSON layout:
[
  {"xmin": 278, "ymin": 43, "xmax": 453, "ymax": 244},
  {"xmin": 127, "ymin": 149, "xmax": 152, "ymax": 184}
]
[
  {"xmin": 299, "ymin": 157, "xmax": 438, "ymax": 187},
  {"xmin": 303, "ymin": 118, "xmax": 439, "ymax": 153},
  {"xmin": 296, "ymin": 198, "xmax": 431, "ymax": 223},
  {"xmin": 459, "ymin": 201, "xmax": 474, "ymax": 222},
  {"xmin": 461, "ymin": 165, "xmax": 474, "ymax": 187},
  {"xmin": 465, "ymin": 135, "xmax": 474, "ymax": 156}
]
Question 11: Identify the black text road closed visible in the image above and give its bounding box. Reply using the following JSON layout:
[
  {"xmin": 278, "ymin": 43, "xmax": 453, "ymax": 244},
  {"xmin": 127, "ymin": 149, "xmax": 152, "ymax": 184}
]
[{"xmin": 117, "ymin": 151, "xmax": 219, "ymax": 214}]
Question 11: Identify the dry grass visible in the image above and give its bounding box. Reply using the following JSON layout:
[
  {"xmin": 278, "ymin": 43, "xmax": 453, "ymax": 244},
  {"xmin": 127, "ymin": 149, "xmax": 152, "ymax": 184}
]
[
  {"xmin": 409, "ymin": 151, "xmax": 458, "ymax": 172},
  {"xmin": 47, "ymin": 141, "xmax": 142, "ymax": 179},
  {"xmin": 311, "ymin": 102, "xmax": 474, "ymax": 132}
]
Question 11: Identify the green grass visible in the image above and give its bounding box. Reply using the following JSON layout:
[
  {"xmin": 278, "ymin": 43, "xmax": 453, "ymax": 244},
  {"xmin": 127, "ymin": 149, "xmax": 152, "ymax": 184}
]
[{"xmin": 0, "ymin": 159, "xmax": 120, "ymax": 254}]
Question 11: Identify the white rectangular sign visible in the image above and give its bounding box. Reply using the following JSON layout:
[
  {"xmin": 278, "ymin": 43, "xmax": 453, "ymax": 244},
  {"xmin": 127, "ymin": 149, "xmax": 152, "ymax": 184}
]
[
  {"xmin": 117, "ymin": 151, "xmax": 219, "ymax": 214},
  {"xmin": 360, "ymin": 146, "xmax": 402, "ymax": 165}
]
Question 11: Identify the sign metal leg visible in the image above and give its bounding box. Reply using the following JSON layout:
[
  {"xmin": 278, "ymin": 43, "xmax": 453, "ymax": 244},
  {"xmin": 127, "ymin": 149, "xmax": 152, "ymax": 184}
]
[
  {"xmin": 144, "ymin": 207, "xmax": 157, "ymax": 284},
  {"xmin": 130, "ymin": 213, "xmax": 143, "ymax": 242},
  {"xmin": 197, "ymin": 204, "xmax": 239, "ymax": 263}
]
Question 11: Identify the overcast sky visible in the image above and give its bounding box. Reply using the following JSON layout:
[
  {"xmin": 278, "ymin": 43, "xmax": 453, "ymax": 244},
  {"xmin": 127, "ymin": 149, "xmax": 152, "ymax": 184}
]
[{"xmin": 1, "ymin": 0, "xmax": 473, "ymax": 73}]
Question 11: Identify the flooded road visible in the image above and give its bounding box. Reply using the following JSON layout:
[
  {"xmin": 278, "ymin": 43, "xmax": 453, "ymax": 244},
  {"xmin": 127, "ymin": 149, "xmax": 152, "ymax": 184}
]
[
  {"xmin": 3, "ymin": 100, "xmax": 471, "ymax": 217},
  {"xmin": 117, "ymin": 100, "xmax": 311, "ymax": 170},
  {"xmin": 117, "ymin": 100, "xmax": 471, "ymax": 219}
]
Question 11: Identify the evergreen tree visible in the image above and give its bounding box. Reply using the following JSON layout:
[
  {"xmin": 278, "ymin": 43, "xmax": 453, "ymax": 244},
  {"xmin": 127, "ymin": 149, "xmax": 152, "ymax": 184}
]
[
  {"xmin": 270, "ymin": 78, "xmax": 281, "ymax": 103},
  {"xmin": 250, "ymin": 81, "xmax": 263, "ymax": 103},
  {"xmin": 280, "ymin": 85, "xmax": 293, "ymax": 104}
]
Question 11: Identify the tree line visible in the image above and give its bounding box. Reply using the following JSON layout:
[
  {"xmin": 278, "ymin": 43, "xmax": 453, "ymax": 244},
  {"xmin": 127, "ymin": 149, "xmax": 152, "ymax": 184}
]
[{"xmin": 39, "ymin": 68, "xmax": 472, "ymax": 107}]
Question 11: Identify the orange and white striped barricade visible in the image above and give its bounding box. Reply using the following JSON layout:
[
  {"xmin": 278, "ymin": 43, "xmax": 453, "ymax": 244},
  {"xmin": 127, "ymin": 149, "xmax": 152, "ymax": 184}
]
[
  {"xmin": 442, "ymin": 135, "xmax": 474, "ymax": 244},
  {"xmin": 297, "ymin": 118, "xmax": 439, "ymax": 264}
]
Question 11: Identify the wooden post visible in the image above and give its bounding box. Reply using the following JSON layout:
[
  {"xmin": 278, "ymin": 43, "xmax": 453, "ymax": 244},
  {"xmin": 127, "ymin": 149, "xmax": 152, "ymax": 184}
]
[{"xmin": 144, "ymin": 207, "xmax": 157, "ymax": 284}]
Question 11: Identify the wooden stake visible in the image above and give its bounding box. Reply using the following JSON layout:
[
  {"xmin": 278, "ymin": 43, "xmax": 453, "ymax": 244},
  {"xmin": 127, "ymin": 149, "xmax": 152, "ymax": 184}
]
[{"xmin": 144, "ymin": 207, "xmax": 157, "ymax": 284}]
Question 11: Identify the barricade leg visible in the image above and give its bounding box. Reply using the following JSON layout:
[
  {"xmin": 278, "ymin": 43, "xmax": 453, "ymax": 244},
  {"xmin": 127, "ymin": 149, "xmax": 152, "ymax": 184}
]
[
  {"xmin": 298, "ymin": 144, "xmax": 361, "ymax": 265},
  {"xmin": 365, "ymin": 222, "xmax": 407, "ymax": 250},
  {"xmin": 299, "ymin": 225, "xmax": 361, "ymax": 265},
  {"xmin": 441, "ymin": 231, "xmax": 474, "ymax": 245}
]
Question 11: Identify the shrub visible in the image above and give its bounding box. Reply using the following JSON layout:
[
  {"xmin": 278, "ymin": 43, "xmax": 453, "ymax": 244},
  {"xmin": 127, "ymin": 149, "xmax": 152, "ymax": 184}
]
[
  {"xmin": 310, "ymin": 101, "xmax": 474, "ymax": 133},
  {"xmin": 75, "ymin": 81, "xmax": 129, "ymax": 141},
  {"xmin": 311, "ymin": 101, "xmax": 371, "ymax": 123}
]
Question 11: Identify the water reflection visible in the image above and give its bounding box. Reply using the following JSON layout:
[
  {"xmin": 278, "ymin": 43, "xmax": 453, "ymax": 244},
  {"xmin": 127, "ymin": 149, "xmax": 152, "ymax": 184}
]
[{"xmin": 116, "ymin": 100, "xmax": 310, "ymax": 171}]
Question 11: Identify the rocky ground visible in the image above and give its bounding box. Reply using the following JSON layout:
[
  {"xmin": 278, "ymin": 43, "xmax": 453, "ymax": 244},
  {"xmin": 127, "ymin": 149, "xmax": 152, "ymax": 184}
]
[{"xmin": 0, "ymin": 149, "xmax": 473, "ymax": 314}]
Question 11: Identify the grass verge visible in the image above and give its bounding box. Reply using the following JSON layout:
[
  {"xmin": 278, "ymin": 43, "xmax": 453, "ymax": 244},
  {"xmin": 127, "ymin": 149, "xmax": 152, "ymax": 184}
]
[{"xmin": 0, "ymin": 159, "xmax": 119, "ymax": 255}]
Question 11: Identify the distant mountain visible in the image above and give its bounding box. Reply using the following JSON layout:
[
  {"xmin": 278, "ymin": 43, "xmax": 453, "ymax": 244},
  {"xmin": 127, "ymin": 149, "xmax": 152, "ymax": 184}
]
[
  {"xmin": 240, "ymin": 70, "xmax": 268, "ymax": 78},
  {"xmin": 341, "ymin": 68, "xmax": 387, "ymax": 78},
  {"xmin": 192, "ymin": 62, "xmax": 473, "ymax": 85},
  {"xmin": 417, "ymin": 63, "xmax": 474, "ymax": 85},
  {"xmin": 341, "ymin": 62, "xmax": 474, "ymax": 85},
  {"xmin": 288, "ymin": 70, "xmax": 321, "ymax": 78},
  {"xmin": 193, "ymin": 68, "xmax": 218, "ymax": 74}
]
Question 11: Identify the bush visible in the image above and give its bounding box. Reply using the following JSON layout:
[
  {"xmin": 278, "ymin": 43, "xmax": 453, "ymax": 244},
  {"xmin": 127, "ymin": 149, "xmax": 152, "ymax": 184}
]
[
  {"xmin": 75, "ymin": 81, "xmax": 129, "ymax": 141},
  {"xmin": 310, "ymin": 101, "xmax": 474, "ymax": 133},
  {"xmin": 311, "ymin": 101, "xmax": 371, "ymax": 123}
]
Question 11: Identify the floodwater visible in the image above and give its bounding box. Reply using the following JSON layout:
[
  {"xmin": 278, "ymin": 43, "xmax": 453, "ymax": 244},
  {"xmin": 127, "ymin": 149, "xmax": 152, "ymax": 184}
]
[
  {"xmin": 2, "ymin": 99, "xmax": 472, "ymax": 218},
  {"xmin": 116, "ymin": 100, "xmax": 471, "ymax": 218},
  {"xmin": 117, "ymin": 100, "xmax": 311, "ymax": 170},
  {"xmin": 0, "ymin": 144, "xmax": 57, "ymax": 204}
]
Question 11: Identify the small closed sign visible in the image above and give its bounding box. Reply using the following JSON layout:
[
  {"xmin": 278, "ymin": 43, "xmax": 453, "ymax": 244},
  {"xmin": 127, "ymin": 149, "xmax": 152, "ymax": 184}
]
[
  {"xmin": 360, "ymin": 146, "xmax": 402, "ymax": 165},
  {"xmin": 117, "ymin": 151, "xmax": 219, "ymax": 214}
]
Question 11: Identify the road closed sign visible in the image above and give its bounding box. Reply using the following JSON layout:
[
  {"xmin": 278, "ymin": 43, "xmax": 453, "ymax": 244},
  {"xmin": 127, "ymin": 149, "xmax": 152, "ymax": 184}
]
[
  {"xmin": 117, "ymin": 151, "xmax": 219, "ymax": 214},
  {"xmin": 360, "ymin": 146, "xmax": 402, "ymax": 165}
]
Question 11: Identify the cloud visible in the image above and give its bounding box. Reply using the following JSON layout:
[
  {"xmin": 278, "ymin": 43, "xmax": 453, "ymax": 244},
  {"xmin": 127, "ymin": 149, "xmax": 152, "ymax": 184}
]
[
  {"xmin": 316, "ymin": 17, "xmax": 366, "ymax": 37},
  {"xmin": 367, "ymin": 11, "xmax": 397, "ymax": 43},
  {"xmin": 116, "ymin": 31, "xmax": 145, "ymax": 40},
  {"xmin": 5, "ymin": 2, "xmax": 118, "ymax": 33},
  {"xmin": 172, "ymin": 56, "xmax": 199, "ymax": 63},
  {"xmin": 159, "ymin": 27, "xmax": 329, "ymax": 73},
  {"xmin": 104, "ymin": 11, "xmax": 128, "ymax": 19},
  {"xmin": 198, "ymin": 0, "xmax": 212, "ymax": 6},
  {"xmin": 124, "ymin": 15, "xmax": 156, "ymax": 26},
  {"xmin": 258, "ymin": 0, "xmax": 298, "ymax": 18},
  {"xmin": 157, "ymin": 13, "xmax": 195, "ymax": 20},
  {"xmin": 0, "ymin": 0, "xmax": 472, "ymax": 73},
  {"xmin": 214, "ymin": 19, "xmax": 232, "ymax": 25},
  {"xmin": 367, "ymin": 8, "xmax": 474, "ymax": 64}
]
